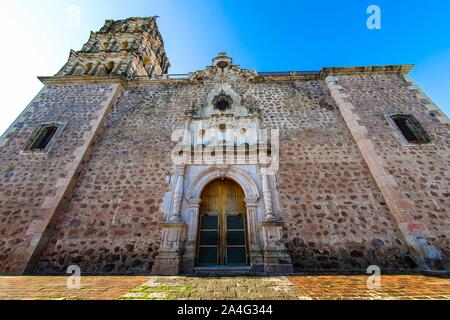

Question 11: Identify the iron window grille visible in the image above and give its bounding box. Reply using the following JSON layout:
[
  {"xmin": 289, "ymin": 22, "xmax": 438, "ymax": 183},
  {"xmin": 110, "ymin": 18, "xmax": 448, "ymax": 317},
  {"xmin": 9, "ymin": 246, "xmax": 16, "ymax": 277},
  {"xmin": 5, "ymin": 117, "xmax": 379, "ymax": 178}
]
[
  {"xmin": 23, "ymin": 122, "xmax": 67, "ymax": 153},
  {"xmin": 386, "ymin": 113, "xmax": 432, "ymax": 145}
]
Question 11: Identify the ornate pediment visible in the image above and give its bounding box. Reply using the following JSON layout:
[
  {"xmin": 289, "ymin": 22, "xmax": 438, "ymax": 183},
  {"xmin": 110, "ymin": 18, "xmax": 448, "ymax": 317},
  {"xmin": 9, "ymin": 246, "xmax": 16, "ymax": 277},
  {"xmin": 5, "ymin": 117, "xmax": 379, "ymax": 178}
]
[
  {"xmin": 190, "ymin": 53, "xmax": 258, "ymax": 82},
  {"xmin": 184, "ymin": 54, "xmax": 261, "ymax": 120}
]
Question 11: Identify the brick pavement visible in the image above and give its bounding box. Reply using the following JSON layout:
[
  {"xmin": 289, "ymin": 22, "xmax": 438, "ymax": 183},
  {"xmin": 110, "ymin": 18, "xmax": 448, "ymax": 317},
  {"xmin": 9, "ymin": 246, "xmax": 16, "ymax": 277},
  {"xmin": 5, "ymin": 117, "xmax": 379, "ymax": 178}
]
[
  {"xmin": 0, "ymin": 276, "xmax": 149, "ymax": 300},
  {"xmin": 120, "ymin": 276, "xmax": 310, "ymax": 300},
  {"xmin": 288, "ymin": 275, "xmax": 450, "ymax": 300},
  {"xmin": 0, "ymin": 275, "xmax": 448, "ymax": 300}
]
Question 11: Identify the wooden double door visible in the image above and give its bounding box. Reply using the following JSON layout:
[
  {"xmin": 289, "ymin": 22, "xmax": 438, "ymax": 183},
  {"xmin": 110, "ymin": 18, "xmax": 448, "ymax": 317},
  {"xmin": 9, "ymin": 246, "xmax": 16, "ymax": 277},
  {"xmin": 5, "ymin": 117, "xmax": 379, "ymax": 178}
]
[{"xmin": 197, "ymin": 179, "xmax": 249, "ymax": 266}]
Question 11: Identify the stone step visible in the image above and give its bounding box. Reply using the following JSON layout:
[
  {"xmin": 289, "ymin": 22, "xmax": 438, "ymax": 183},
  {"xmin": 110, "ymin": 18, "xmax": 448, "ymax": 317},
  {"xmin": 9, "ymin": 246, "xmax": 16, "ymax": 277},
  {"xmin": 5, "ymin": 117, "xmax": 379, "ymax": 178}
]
[{"xmin": 192, "ymin": 266, "xmax": 256, "ymax": 276}]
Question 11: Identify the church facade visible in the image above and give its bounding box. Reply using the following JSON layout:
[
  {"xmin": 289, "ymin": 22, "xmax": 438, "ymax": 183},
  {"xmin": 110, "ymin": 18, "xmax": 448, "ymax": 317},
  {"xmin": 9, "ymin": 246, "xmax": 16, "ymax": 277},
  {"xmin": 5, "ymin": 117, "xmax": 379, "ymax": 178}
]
[{"xmin": 0, "ymin": 17, "xmax": 448, "ymax": 275}]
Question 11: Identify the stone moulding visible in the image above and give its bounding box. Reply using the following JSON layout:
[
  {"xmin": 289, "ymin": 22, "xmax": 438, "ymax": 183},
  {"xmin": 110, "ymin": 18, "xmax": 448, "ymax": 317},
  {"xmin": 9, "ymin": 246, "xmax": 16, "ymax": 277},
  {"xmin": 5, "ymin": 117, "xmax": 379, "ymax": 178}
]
[
  {"xmin": 38, "ymin": 63, "xmax": 416, "ymax": 87},
  {"xmin": 38, "ymin": 75, "xmax": 190, "ymax": 87},
  {"xmin": 186, "ymin": 166, "xmax": 260, "ymax": 201}
]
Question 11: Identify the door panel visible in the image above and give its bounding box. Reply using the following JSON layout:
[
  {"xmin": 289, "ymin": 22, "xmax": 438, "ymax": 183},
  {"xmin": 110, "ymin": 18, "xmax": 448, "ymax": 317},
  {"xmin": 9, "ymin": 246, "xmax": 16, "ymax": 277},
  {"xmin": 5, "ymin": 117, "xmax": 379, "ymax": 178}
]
[
  {"xmin": 226, "ymin": 247, "xmax": 247, "ymax": 265},
  {"xmin": 197, "ymin": 179, "xmax": 249, "ymax": 266},
  {"xmin": 226, "ymin": 214, "xmax": 248, "ymax": 265},
  {"xmin": 197, "ymin": 214, "xmax": 219, "ymax": 265},
  {"xmin": 227, "ymin": 215, "xmax": 245, "ymax": 229},
  {"xmin": 198, "ymin": 247, "xmax": 218, "ymax": 265}
]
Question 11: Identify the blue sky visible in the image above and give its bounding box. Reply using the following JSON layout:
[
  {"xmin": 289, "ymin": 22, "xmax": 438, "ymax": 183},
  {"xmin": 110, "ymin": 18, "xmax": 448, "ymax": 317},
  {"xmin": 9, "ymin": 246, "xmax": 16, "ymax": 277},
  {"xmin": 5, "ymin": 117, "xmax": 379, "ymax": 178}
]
[{"xmin": 0, "ymin": 0, "xmax": 449, "ymax": 135}]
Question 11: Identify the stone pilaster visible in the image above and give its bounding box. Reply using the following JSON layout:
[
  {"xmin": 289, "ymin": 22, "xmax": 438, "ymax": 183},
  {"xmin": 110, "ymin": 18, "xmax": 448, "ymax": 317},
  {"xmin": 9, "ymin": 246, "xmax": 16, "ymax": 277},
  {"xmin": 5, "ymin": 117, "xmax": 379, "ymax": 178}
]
[
  {"xmin": 261, "ymin": 221, "xmax": 294, "ymax": 274},
  {"xmin": 181, "ymin": 198, "xmax": 202, "ymax": 274},
  {"xmin": 153, "ymin": 164, "xmax": 188, "ymax": 275},
  {"xmin": 325, "ymin": 76, "xmax": 444, "ymax": 271},
  {"xmin": 152, "ymin": 223, "xmax": 187, "ymax": 275},
  {"xmin": 258, "ymin": 166, "xmax": 293, "ymax": 273},
  {"xmin": 245, "ymin": 198, "xmax": 264, "ymax": 272}
]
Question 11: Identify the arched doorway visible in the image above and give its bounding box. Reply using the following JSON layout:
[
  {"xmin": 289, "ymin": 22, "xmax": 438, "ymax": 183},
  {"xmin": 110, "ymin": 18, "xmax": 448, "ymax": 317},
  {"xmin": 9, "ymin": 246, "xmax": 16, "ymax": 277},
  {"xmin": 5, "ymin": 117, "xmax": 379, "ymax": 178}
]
[{"xmin": 196, "ymin": 179, "xmax": 249, "ymax": 266}]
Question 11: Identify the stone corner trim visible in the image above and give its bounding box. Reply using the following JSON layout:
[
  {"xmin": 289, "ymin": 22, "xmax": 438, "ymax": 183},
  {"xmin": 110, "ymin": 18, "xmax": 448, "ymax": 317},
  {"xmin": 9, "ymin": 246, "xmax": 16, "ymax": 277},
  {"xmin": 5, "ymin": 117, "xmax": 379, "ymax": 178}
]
[
  {"xmin": 403, "ymin": 75, "xmax": 450, "ymax": 125},
  {"xmin": 325, "ymin": 76, "xmax": 444, "ymax": 271}
]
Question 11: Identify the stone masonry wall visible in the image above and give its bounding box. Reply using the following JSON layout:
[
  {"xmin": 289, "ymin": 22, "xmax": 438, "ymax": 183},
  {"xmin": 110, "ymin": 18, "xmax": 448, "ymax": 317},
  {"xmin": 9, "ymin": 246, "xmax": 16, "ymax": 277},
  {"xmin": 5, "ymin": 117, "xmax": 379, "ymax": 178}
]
[
  {"xmin": 337, "ymin": 74, "xmax": 449, "ymax": 262},
  {"xmin": 34, "ymin": 77, "xmax": 418, "ymax": 273},
  {"xmin": 0, "ymin": 84, "xmax": 118, "ymax": 273},
  {"xmin": 250, "ymin": 80, "xmax": 416, "ymax": 270},
  {"xmin": 34, "ymin": 84, "xmax": 192, "ymax": 273}
]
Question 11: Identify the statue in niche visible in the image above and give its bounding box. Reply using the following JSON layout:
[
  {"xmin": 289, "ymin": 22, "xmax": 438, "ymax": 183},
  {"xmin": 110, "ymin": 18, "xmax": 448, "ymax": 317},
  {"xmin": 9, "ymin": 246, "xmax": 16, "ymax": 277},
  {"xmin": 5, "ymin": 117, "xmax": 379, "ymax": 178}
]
[
  {"xmin": 91, "ymin": 42, "xmax": 101, "ymax": 53},
  {"xmin": 109, "ymin": 41, "xmax": 119, "ymax": 52},
  {"xmin": 126, "ymin": 64, "xmax": 135, "ymax": 79},
  {"xmin": 71, "ymin": 64, "xmax": 85, "ymax": 76},
  {"xmin": 81, "ymin": 42, "xmax": 92, "ymax": 52},
  {"xmin": 131, "ymin": 40, "xmax": 140, "ymax": 50},
  {"xmin": 95, "ymin": 64, "xmax": 107, "ymax": 76}
]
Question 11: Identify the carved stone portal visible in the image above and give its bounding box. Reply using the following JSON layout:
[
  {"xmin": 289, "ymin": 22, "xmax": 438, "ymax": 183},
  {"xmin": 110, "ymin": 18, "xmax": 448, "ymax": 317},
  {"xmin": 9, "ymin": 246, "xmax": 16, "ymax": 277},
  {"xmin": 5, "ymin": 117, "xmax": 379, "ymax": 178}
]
[{"xmin": 156, "ymin": 165, "xmax": 293, "ymax": 275}]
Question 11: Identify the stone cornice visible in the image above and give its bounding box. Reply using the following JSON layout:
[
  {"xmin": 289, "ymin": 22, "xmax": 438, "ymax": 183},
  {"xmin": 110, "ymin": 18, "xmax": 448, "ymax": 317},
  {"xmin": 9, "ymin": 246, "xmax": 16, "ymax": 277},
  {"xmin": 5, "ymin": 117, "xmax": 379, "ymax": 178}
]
[
  {"xmin": 38, "ymin": 75, "xmax": 193, "ymax": 87},
  {"xmin": 250, "ymin": 73, "xmax": 321, "ymax": 82},
  {"xmin": 90, "ymin": 30, "xmax": 151, "ymax": 39},
  {"xmin": 39, "ymin": 64, "xmax": 415, "ymax": 86},
  {"xmin": 70, "ymin": 50, "xmax": 140, "ymax": 59},
  {"xmin": 320, "ymin": 64, "xmax": 414, "ymax": 77},
  {"xmin": 251, "ymin": 64, "xmax": 414, "ymax": 83},
  {"xmin": 39, "ymin": 76, "xmax": 127, "ymax": 86}
]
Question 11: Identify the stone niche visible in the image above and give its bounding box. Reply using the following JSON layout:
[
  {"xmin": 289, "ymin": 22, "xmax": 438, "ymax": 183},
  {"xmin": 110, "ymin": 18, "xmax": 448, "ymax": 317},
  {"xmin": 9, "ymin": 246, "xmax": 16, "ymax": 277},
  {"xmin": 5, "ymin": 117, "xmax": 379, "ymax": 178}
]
[{"xmin": 199, "ymin": 84, "xmax": 249, "ymax": 118}]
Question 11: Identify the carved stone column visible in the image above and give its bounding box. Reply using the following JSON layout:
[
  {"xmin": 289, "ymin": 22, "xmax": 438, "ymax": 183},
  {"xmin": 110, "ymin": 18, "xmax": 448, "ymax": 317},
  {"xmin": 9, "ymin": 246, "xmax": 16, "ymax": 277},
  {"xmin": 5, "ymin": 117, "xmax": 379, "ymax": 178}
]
[
  {"xmin": 169, "ymin": 165, "xmax": 185, "ymax": 223},
  {"xmin": 261, "ymin": 167, "xmax": 277, "ymax": 222}
]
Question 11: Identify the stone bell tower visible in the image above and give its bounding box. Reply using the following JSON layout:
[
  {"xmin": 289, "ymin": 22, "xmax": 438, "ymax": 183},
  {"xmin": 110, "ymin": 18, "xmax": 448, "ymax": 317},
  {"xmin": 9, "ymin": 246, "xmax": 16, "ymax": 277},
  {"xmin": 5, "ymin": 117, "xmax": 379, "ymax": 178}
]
[
  {"xmin": 0, "ymin": 17, "xmax": 171, "ymax": 275},
  {"xmin": 57, "ymin": 17, "xmax": 170, "ymax": 78}
]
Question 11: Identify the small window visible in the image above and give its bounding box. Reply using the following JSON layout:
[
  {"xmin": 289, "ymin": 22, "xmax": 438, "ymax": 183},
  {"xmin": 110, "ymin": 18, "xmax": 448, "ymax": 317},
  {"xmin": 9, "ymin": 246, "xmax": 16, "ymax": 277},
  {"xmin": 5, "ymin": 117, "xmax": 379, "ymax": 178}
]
[
  {"xmin": 212, "ymin": 93, "xmax": 233, "ymax": 112},
  {"xmin": 389, "ymin": 114, "xmax": 431, "ymax": 144},
  {"xmin": 24, "ymin": 123, "xmax": 64, "ymax": 152}
]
